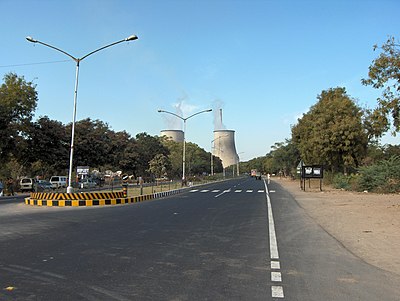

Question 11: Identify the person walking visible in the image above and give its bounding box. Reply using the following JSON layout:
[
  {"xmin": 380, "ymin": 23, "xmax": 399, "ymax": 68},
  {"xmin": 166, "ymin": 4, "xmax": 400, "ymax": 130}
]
[{"xmin": 6, "ymin": 177, "xmax": 14, "ymax": 196}]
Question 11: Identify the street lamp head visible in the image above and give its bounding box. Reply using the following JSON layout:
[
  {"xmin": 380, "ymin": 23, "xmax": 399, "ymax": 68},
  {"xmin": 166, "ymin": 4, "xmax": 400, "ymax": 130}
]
[
  {"xmin": 206, "ymin": 109, "xmax": 213, "ymax": 112},
  {"xmin": 157, "ymin": 109, "xmax": 164, "ymax": 113},
  {"xmin": 125, "ymin": 35, "xmax": 138, "ymax": 41},
  {"xmin": 26, "ymin": 36, "xmax": 37, "ymax": 43}
]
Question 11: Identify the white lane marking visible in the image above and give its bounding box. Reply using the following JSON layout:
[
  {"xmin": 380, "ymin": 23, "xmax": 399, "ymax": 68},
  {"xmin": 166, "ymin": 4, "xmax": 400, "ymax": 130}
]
[
  {"xmin": 212, "ymin": 190, "xmax": 220, "ymax": 193},
  {"xmin": 258, "ymin": 190, "xmax": 264, "ymax": 193},
  {"xmin": 265, "ymin": 181, "xmax": 279, "ymax": 259},
  {"xmin": 190, "ymin": 190, "xmax": 198, "ymax": 193},
  {"xmin": 271, "ymin": 271, "xmax": 282, "ymax": 282},
  {"xmin": 270, "ymin": 190, "xmax": 276, "ymax": 193},
  {"xmin": 214, "ymin": 189, "xmax": 230, "ymax": 198},
  {"xmin": 271, "ymin": 261, "xmax": 280, "ymax": 269},
  {"xmin": 271, "ymin": 286, "xmax": 284, "ymax": 298},
  {"xmin": 200, "ymin": 190, "xmax": 209, "ymax": 193},
  {"xmin": 235, "ymin": 190, "xmax": 242, "ymax": 193},
  {"xmin": 246, "ymin": 190, "xmax": 253, "ymax": 193}
]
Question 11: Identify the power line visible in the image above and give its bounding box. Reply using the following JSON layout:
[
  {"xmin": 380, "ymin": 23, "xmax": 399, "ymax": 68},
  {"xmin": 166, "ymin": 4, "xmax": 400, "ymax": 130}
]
[{"xmin": 0, "ymin": 59, "xmax": 71, "ymax": 68}]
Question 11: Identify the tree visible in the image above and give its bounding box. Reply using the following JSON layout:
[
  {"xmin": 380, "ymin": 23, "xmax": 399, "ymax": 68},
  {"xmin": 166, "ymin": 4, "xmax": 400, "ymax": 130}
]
[
  {"xmin": 0, "ymin": 73, "xmax": 38, "ymax": 164},
  {"xmin": 362, "ymin": 36, "xmax": 400, "ymax": 135},
  {"xmin": 291, "ymin": 87, "xmax": 368, "ymax": 173},
  {"xmin": 268, "ymin": 139, "xmax": 300, "ymax": 176},
  {"xmin": 148, "ymin": 154, "xmax": 171, "ymax": 179},
  {"xmin": 134, "ymin": 133, "xmax": 169, "ymax": 177},
  {"xmin": 68, "ymin": 118, "xmax": 113, "ymax": 168},
  {"xmin": 24, "ymin": 116, "xmax": 69, "ymax": 176}
]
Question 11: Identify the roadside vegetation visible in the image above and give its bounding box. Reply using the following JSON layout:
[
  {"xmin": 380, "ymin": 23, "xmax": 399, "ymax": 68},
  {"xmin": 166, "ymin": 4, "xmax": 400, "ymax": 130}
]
[{"xmin": 1, "ymin": 37, "xmax": 399, "ymax": 193}]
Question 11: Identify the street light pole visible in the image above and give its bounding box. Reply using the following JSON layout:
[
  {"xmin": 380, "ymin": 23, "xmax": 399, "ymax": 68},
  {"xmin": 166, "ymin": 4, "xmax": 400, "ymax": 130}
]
[
  {"xmin": 27, "ymin": 35, "xmax": 138, "ymax": 193},
  {"xmin": 158, "ymin": 109, "xmax": 212, "ymax": 184}
]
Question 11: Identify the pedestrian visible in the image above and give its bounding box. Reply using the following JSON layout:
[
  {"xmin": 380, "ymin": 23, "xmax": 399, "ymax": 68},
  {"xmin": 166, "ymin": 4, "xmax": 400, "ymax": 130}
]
[{"xmin": 6, "ymin": 177, "xmax": 14, "ymax": 196}]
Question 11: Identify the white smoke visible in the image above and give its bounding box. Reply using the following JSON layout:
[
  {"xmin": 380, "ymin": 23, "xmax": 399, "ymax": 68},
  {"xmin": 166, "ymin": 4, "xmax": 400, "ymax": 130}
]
[{"xmin": 213, "ymin": 99, "xmax": 226, "ymax": 130}]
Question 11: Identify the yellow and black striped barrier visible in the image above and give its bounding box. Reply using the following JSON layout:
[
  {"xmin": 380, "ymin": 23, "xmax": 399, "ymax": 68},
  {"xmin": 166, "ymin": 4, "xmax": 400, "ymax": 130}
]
[{"xmin": 25, "ymin": 189, "xmax": 184, "ymax": 207}]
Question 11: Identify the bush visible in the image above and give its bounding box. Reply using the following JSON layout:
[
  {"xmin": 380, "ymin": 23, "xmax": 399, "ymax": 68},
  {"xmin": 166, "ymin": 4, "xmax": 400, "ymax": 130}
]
[{"xmin": 357, "ymin": 155, "xmax": 400, "ymax": 193}]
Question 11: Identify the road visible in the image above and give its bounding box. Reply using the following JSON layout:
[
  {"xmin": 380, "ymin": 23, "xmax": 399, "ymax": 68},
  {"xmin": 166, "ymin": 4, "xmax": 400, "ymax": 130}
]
[{"xmin": 1, "ymin": 178, "xmax": 399, "ymax": 300}]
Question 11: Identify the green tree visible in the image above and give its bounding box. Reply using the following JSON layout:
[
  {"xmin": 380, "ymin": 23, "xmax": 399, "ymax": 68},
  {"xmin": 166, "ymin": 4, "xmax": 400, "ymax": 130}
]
[
  {"xmin": 0, "ymin": 73, "xmax": 38, "ymax": 164},
  {"xmin": 24, "ymin": 116, "xmax": 69, "ymax": 176},
  {"xmin": 68, "ymin": 118, "xmax": 113, "ymax": 168},
  {"xmin": 292, "ymin": 87, "xmax": 368, "ymax": 173},
  {"xmin": 134, "ymin": 133, "xmax": 169, "ymax": 178},
  {"xmin": 268, "ymin": 139, "xmax": 300, "ymax": 176},
  {"xmin": 148, "ymin": 154, "xmax": 171, "ymax": 179},
  {"xmin": 362, "ymin": 36, "xmax": 400, "ymax": 135}
]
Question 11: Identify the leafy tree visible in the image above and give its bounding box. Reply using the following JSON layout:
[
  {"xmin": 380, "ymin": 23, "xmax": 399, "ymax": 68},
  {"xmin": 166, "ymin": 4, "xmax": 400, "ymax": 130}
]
[
  {"xmin": 362, "ymin": 36, "xmax": 400, "ymax": 135},
  {"xmin": 148, "ymin": 154, "xmax": 171, "ymax": 179},
  {"xmin": 0, "ymin": 73, "xmax": 38, "ymax": 164},
  {"xmin": 134, "ymin": 133, "xmax": 169, "ymax": 177},
  {"xmin": 292, "ymin": 87, "xmax": 368, "ymax": 173},
  {"xmin": 68, "ymin": 118, "xmax": 113, "ymax": 168},
  {"xmin": 185, "ymin": 142, "xmax": 211, "ymax": 176},
  {"xmin": 268, "ymin": 139, "xmax": 300, "ymax": 176},
  {"xmin": 24, "ymin": 116, "xmax": 69, "ymax": 176}
]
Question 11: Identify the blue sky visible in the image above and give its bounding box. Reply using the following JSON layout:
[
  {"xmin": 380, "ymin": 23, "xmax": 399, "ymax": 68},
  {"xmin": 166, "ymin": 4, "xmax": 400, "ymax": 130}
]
[{"xmin": 1, "ymin": 0, "xmax": 399, "ymax": 161}]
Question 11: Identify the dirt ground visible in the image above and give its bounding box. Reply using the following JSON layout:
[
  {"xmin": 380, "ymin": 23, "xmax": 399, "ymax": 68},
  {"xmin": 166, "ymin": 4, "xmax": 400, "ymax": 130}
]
[{"xmin": 273, "ymin": 177, "xmax": 400, "ymax": 276}]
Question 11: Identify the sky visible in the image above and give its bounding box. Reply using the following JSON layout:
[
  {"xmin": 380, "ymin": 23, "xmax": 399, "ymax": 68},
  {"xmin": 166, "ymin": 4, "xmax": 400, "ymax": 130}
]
[{"xmin": 1, "ymin": 0, "xmax": 399, "ymax": 161}]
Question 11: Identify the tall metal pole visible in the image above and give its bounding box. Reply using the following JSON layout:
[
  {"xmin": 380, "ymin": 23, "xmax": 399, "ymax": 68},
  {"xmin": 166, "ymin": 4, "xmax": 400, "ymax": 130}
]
[
  {"xmin": 68, "ymin": 61, "xmax": 80, "ymax": 191},
  {"xmin": 26, "ymin": 35, "xmax": 138, "ymax": 193},
  {"xmin": 182, "ymin": 119, "xmax": 187, "ymax": 183}
]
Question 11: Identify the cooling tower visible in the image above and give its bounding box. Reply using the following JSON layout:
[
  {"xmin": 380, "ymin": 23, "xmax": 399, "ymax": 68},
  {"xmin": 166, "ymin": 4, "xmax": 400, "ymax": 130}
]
[
  {"xmin": 213, "ymin": 130, "xmax": 238, "ymax": 168},
  {"xmin": 160, "ymin": 130, "xmax": 184, "ymax": 143}
]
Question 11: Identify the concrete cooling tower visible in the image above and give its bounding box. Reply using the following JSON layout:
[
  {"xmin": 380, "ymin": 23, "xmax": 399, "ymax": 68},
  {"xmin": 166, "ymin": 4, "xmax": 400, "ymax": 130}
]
[
  {"xmin": 213, "ymin": 130, "xmax": 238, "ymax": 168},
  {"xmin": 160, "ymin": 130, "xmax": 184, "ymax": 143}
]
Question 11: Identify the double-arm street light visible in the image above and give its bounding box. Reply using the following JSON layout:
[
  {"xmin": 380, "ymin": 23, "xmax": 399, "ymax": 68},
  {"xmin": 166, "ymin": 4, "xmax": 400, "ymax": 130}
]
[
  {"xmin": 158, "ymin": 109, "xmax": 212, "ymax": 184},
  {"xmin": 27, "ymin": 34, "xmax": 138, "ymax": 193}
]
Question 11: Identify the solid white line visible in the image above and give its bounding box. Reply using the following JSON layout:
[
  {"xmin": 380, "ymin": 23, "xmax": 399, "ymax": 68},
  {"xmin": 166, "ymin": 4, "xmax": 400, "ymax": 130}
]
[
  {"xmin": 271, "ymin": 261, "xmax": 280, "ymax": 270},
  {"xmin": 271, "ymin": 271, "xmax": 282, "ymax": 282},
  {"xmin": 271, "ymin": 286, "xmax": 284, "ymax": 298},
  {"xmin": 265, "ymin": 180, "xmax": 279, "ymax": 259}
]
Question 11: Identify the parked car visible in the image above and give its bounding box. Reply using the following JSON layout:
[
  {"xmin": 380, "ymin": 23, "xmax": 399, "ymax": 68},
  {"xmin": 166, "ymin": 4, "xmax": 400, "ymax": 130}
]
[
  {"xmin": 50, "ymin": 176, "xmax": 67, "ymax": 189},
  {"xmin": 20, "ymin": 178, "xmax": 37, "ymax": 192},
  {"xmin": 78, "ymin": 178, "xmax": 97, "ymax": 189},
  {"xmin": 36, "ymin": 180, "xmax": 53, "ymax": 191}
]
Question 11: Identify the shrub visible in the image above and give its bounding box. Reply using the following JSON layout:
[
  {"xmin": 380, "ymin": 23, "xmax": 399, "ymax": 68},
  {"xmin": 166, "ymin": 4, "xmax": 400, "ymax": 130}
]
[{"xmin": 357, "ymin": 155, "xmax": 400, "ymax": 193}]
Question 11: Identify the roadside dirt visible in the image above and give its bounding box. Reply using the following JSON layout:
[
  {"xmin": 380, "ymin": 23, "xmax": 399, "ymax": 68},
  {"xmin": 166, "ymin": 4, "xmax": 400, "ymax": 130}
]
[{"xmin": 273, "ymin": 177, "xmax": 400, "ymax": 276}]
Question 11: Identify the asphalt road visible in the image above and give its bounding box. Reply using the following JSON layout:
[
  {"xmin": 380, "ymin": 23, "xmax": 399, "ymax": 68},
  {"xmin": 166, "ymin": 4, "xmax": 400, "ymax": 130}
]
[{"xmin": 1, "ymin": 178, "xmax": 399, "ymax": 300}]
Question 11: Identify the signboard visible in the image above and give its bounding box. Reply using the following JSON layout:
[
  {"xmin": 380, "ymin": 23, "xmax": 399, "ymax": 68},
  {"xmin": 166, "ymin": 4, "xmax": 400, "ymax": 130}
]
[
  {"xmin": 302, "ymin": 165, "xmax": 323, "ymax": 179},
  {"xmin": 77, "ymin": 166, "xmax": 89, "ymax": 175}
]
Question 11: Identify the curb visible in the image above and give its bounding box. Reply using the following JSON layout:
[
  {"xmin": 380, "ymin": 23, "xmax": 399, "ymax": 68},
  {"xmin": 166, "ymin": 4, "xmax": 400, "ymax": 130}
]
[{"xmin": 25, "ymin": 188, "xmax": 186, "ymax": 207}]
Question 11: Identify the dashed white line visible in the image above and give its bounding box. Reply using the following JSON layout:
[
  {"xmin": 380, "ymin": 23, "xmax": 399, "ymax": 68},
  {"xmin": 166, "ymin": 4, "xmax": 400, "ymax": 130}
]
[
  {"xmin": 271, "ymin": 271, "xmax": 282, "ymax": 282},
  {"xmin": 272, "ymin": 286, "xmax": 284, "ymax": 298},
  {"xmin": 200, "ymin": 190, "xmax": 209, "ymax": 193},
  {"xmin": 235, "ymin": 190, "xmax": 242, "ymax": 193},
  {"xmin": 246, "ymin": 190, "xmax": 253, "ymax": 193}
]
